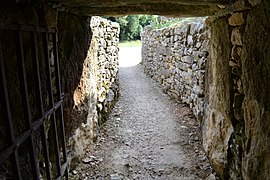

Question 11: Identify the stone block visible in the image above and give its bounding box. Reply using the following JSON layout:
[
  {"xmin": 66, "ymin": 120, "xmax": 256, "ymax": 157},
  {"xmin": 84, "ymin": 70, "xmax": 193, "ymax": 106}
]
[
  {"xmin": 181, "ymin": 56, "xmax": 193, "ymax": 64},
  {"xmin": 187, "ymin": 35, "xmax": 193, "ymax": 46},
  {"xmin": 231, "ymin": 45, "xmax": 242, "ymax": 60},
  {"xmin": 248, "ymin": 0, "xmax": 261, "ymax": 6},
  {"xmin": 231, "ymin": 27, "xmax": 242, "ymax": 46},
  {"xmin": 228, "ymin": 13, "xmax": 245, "ymax": 26}
]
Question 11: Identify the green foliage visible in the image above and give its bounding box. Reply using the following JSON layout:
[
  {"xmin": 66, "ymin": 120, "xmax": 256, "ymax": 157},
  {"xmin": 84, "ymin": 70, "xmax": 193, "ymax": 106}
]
[
  {"xmin": 106, "ymin": 15, "xmax": 158, "ymax": 41},
  {"xmin": 103, "ymin": 15, "xmax": 205, "ymax": 42},
  {"xmin": 115, "ymin": 15, "xmax": 145, "ymax": 41}
]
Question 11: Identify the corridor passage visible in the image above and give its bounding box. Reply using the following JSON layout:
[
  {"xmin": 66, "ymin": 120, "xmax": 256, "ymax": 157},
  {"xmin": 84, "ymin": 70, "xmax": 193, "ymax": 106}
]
[{"xmin": 70, "ymin": 46, "xmax": 213, "ymax": 180}]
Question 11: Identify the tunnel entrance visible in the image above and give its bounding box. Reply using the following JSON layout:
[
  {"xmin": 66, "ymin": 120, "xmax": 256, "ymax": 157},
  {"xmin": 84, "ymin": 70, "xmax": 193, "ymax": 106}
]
[
  {"xmin": 1, "ymin": 0, "xmax": 270, "ymax": 179},
  {"xmin": 0, "ymin": 25, "xmax": 68, "ymax": 179}
]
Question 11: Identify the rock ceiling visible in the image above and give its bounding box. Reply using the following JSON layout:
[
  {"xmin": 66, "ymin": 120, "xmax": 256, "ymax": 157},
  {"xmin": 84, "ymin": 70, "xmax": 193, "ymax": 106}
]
[{"xmin": 50, "ymin": 0, "xmax": 233, "ymax": 17}]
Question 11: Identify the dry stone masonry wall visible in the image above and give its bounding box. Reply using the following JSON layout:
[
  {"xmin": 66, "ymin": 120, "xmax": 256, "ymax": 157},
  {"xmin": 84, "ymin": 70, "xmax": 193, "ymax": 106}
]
[
  {"xmin": 141, "ymin": 22, "xmax": 209, "ymax": 122},
  {"xmin": 67, "ymin": 16, "xmax": 120, "ymax": 164},
  {"xmin": 91, "ymin": 17, "xmax": 120, "ymax": 125},
  {"xmin": 203, "ymin": 0, "xmax": 270, "ymax": 179}
]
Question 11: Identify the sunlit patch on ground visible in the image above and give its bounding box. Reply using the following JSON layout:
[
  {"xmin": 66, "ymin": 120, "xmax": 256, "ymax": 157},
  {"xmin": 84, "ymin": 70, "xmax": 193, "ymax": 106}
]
[{"xmin": 119, "ymin": 45, "xmax": 142, "ymax": 67}]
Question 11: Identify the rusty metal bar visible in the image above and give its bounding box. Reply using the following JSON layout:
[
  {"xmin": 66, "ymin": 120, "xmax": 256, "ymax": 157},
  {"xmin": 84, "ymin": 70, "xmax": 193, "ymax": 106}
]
[
  {"xmin": 0, "ymin": 100, "xmax": 63, "ymax": 162},
  {"xmin": 16, "ymin": 31, "xmax": 40, "ymax": 179},
  {"xmin": 0, "ymin": 25, "xmax": 67, "ymax": 180},
  {"xmin": 32, "ymin": 100, "xmax": 63, "ymax": 131},
  {"xmin": 0, "ymin": 34, "xmax": 22, "ymax": 180},
  {"xmin": 52, "ymin": 33, "xmax": 69, "ymax": 179},
  {"xmin": 43, "ymin": 32, "xmax": 62, "ymax": 177},
  {"xmin": 31, "ymin": 31, "xmax": 52, "ymax": 180},
  {"xmin": 55, "ymin": 162, "xmax": 69, "ymax": 180}
]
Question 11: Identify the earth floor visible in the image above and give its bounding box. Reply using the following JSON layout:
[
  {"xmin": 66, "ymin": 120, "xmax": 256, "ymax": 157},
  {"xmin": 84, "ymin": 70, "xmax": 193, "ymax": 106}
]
[{"xmin": 69, "ymin": 46, "xmax": 215, "ymax": 180}]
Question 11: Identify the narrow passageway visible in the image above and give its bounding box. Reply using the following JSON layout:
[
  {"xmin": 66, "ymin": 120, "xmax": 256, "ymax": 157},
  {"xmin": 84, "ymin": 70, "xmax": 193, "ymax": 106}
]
[{"xmin": 70, "ymin": 46, "xmax": 213, "ymax": 180}]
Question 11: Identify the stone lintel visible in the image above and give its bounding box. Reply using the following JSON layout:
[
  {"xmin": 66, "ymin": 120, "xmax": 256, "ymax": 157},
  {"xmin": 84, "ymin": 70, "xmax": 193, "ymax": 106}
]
[{"xmin": 68, "ymin": 4, "xmax": 221, "ymax": 17}]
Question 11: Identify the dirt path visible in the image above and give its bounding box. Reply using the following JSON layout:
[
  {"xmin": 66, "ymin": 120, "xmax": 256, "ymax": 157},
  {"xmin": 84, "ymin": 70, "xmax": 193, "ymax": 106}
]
[{"xmin": 70, "ymin": 47, "xmax": 214, "ymax": 180}]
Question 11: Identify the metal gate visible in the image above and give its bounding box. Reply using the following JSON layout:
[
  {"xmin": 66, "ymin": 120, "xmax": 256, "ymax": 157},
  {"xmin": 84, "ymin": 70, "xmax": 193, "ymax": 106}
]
[{"xmin": 0, "ymin": 25, "xmax": 68, "ymax": 179}]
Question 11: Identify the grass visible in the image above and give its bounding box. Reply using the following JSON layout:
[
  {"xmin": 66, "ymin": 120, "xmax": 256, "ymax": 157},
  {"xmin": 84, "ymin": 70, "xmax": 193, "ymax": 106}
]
[{"xmin": 119, "ymin": 40, "xmax": 142, "ymax": 47}]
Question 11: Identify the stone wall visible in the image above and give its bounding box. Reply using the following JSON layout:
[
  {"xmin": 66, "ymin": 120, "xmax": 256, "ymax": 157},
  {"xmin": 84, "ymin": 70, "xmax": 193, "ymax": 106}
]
[
  {"xmin": 141, "ymin": 21, "xmax": 209, "ymax": 122},
  {"xmin": 142, "ymin": 1, "xmax": 270, "ymax": 179},
  {"xmin": 64, "ymin": 16, "xmax": 120, "ymax": 164},
  {"xmin": 203, "ymin": 16, "xmax": 234, "ymax": 179},
  {"xmin": 91, "ymin": 17, "xmax": 120, "ymax": 125},
  {"xmin": 203, "ymin": 0, "xmax": 270, "ymax": 179}
]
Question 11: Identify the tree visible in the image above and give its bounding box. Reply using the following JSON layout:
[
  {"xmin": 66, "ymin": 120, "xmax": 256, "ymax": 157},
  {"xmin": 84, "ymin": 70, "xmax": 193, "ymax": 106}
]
[
  {"xmin": 114, "ymin": 15, "xmax": 142, "ymax": 41},
  {"xmin": 104, "ymin": 15, "xmax": 203, "ymax": 41}
]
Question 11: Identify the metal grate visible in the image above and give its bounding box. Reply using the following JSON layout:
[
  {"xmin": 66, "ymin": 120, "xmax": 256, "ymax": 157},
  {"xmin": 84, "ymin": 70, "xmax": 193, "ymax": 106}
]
[{"xmin": 0, "ymin": 25, "xmax": 68, "ymax": 179}]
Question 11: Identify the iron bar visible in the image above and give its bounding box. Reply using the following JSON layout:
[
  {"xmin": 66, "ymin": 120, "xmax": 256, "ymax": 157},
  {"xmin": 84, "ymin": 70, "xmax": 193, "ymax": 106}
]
[
  {"xmin": 0, "ymin": 34, "xmax": 22, "ymax": 180},
  {"xmin": 31, "ymin": 31, "xmax": 52, "ymax": 180},
  {"xmin": 55, "ymin": 162, "xmax": 69, "ymax": 180},
  {"xmin": 0, "ymin": 100, "xmax": 63, "ymax": 162},
  {"xmin": 52, "ymin": 33, "xmax": 69, "ymax": 179},
  {"xmin": 0, "ymin": 25, "xmax": 68, "ymax": 180},
  {"xmin": 32, "ymin": 100, "xmax": 63, "ymax": 131},
  {"xmin": 16, "ymin": 31, "xmax": 40, "ymax": 179},
  {"xmin": 43, "ymin": 32, "xmax": 62, "ymax": 177}
]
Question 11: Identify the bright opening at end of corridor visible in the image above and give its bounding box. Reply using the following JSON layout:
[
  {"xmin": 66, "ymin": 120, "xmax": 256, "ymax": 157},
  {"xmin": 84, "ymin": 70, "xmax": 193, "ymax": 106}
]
[{"xmin": 119, "ymin": 41, "xmax": 142, "ymax": 67}]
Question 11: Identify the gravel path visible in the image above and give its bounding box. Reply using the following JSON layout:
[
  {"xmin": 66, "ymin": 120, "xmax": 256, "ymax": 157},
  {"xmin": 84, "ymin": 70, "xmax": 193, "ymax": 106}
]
[{"xmin": 70, "ymin": 47, "xmax": 214, "ymax": 180}]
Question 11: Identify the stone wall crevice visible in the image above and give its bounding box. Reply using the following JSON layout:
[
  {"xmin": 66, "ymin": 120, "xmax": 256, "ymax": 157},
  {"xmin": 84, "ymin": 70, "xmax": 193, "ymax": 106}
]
[
  {"xmin": 204, "ymin": 1, "xmax": 270, "ymax": 179},
  {"xmin": 204, "ymin": 16, "xmax": 234, "ymax": 179}
]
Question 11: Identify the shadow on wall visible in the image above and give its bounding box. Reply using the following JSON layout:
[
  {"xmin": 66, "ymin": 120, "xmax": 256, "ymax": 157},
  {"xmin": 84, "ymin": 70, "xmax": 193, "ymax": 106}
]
[
  {"xmin": 59, "ymin": 16, "xmax": 120, "ymax": 165},
  {"xmin": 57, "ymin": 12, "xmax": 91, "ymax": 143}
]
